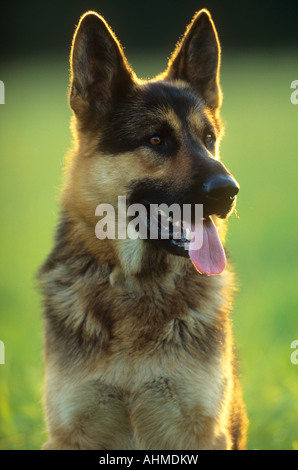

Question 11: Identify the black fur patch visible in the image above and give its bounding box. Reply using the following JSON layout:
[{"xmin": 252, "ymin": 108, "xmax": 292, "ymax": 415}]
[{"xmin": 99, "ymin": 81, "xmax": 200, "ymax": 156}]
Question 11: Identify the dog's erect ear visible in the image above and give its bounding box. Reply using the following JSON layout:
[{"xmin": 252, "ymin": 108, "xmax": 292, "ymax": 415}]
[
  {"xmin": 69, "ymin": 12, "xmax": 135, "ymax": 125},
  {"xmin": 166, "ymin": 10, "xmax": 221, "ymax": 110}
]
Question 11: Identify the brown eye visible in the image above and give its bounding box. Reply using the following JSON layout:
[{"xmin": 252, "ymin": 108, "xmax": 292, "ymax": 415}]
[
  {"xmin": 149, "ymin": 136, "xmax": 162, "ymax": 146},
  {"xmin": 205, "ymin": 133, "xmax": 214, "ymax": 146}
]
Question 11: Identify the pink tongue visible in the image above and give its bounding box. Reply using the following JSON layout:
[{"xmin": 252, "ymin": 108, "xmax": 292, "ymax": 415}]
[{"xmin": 189, "ymin": 218, "xmax": 226, "ymax": 275}]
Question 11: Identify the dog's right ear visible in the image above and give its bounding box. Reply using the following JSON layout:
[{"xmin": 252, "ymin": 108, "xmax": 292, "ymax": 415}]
[
  {"xmin": 69, "ymin": 12, "xmax": 135, "ymax": 126},
  {"xmin": 166, "ymin": 10, "xmax": 221, "ymax": 110}
]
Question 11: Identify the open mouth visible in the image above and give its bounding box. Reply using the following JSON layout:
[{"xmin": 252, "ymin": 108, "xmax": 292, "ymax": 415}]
[{"xmin": 139, "ymin": 204, "xmax": 227, "ymax": 276}]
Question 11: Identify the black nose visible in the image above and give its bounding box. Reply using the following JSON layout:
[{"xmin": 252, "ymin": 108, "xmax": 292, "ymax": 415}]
[{"xmin": 203, "ymin": 174, "xmax": 240, "ymax": 201}]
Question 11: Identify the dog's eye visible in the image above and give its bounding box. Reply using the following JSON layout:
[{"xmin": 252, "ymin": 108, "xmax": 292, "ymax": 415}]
[
  {"xmin": 149, "ymin": 136, "xmax": 162, "ymax": 146},
  {"xmin": 204, "ymin": 133, "xmax": 215, "ymax": 147}
]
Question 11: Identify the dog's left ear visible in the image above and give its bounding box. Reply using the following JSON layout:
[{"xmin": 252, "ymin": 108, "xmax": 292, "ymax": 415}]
[{"xmin": 166, "ymin": 10, "xmax": 222, "ymax": 110}]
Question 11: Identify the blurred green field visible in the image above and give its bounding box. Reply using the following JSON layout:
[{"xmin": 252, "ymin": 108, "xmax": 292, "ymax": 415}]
[{"xmin": 0, "ymin": 52, "xmax": 298, "ymax": 450}]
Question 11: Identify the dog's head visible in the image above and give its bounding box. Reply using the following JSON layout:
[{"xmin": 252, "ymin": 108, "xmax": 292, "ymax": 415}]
[{"xmin": 63, "ymin": 10, "xmax": 239, "ymax": 277}]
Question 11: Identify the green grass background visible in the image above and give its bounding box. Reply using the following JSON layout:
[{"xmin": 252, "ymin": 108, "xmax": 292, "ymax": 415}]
[{"xmin": 0, "ymin": 52, "xmax": 297, "ymax": 450}]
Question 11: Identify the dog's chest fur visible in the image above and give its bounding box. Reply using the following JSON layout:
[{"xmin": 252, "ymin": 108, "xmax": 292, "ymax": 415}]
[{"xmin": 41, "ymin": 233, "xmax": 234, "ymax": 449}]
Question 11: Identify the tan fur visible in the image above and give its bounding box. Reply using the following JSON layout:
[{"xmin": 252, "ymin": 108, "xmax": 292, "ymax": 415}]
[{"xmin": 39, "ymin": 9, "xmax": 248, "ymax": 450}]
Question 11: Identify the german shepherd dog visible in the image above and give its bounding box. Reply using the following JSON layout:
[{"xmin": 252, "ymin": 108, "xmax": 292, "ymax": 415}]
[{"xmin": 39, "ymin": 9, "xmax": 248, "ymax": 450}]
